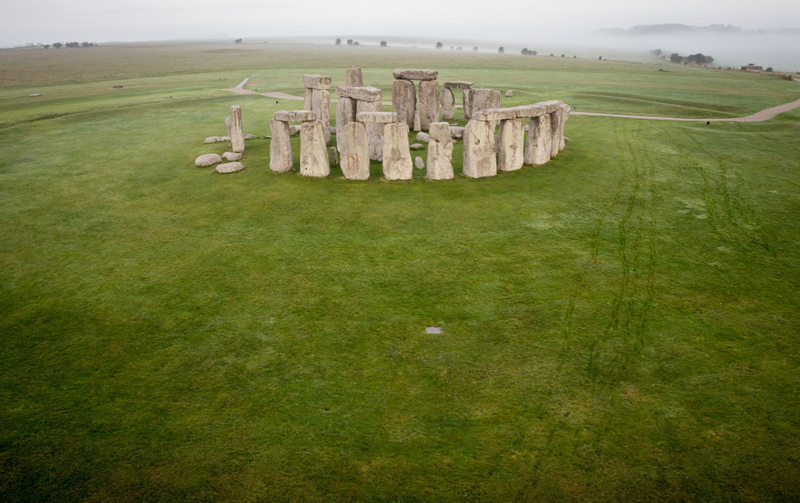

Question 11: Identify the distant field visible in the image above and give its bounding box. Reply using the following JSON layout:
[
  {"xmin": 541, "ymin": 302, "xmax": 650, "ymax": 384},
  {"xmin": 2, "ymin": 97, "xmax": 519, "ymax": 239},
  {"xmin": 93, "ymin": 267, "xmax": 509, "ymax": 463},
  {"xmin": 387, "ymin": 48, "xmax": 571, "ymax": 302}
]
[{"xmin": 1, "ymin": 42, "xmax": 799, "ymax": 502}]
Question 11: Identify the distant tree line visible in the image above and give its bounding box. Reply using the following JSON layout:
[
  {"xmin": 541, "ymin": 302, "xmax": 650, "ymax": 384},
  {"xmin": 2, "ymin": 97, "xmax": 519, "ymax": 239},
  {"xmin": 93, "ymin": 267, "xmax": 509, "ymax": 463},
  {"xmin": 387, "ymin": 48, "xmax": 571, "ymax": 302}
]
[{"xmin": 670, "ymin": 52, "xmax": 714, "ymax": 65}]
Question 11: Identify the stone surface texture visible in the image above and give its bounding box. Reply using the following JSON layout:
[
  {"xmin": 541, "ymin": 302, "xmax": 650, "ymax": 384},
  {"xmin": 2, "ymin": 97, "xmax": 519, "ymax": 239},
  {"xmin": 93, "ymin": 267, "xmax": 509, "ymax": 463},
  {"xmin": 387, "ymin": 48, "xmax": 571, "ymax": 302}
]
[
  {"xmin": 415, "ymin": 157, "xmax": 425, "ymax": 169},
  {"xmin": 505, "ymin": 90, "xmax": 513, "ymax": 97},
  {"xmin": 230, "ymin": 105, "xmax": 245, "ymax": 153},
  {"xmin": 357, "ymin": 100, "xmax": 385, "ymax": 161},
  {"xmin": 382, "ymin": 123, "xmax": 413, "ymax": 180},
  {"xmin": 441, "ymin": 87, "xmax": 456, "ymax": 120},
  {"xmin": 475, "ymin": 107, "xmax": 518, "ymax": 121},
  {"xmin": 269, "ymin": 119, "xmax": 293, "ymax": 172},
  {"xmin": 346, "ymin": 67, "xmax": 363, "ymax": 87},
  {"xmin": 524, "ymin": 115, "xmax": 552, "ymax": 166},
  {"xmin": 444, "ymin": 81, "xmax": 474, "ymax": 89},
  {"xmin": 223, "ymin": 152, "xmax": 242, "ymax": 161},
  {"xmin": 216, "ymin": 162, "xmax": 244, "ymax": 173},
  {"xmin": 204, "ymin": 136, "xmax": 229, "ymax": 144},
  {"xmin": 513, "ymin": 104, "xmax": 548, "ymax": 118},
  {"xmin": 559, "ymin": 105, "xmax": 570, "ymax": 151},
  {"xmin": 536, "ymin": 100, "xmax": 565, "ymax": 114},
  {"xmin": 392, "ymin": 79, "xmax": 417, "ymax": 128},
  {"xmin": 335, "ymin": 97, "xmax": 356, "ymax": 151},
  {"xmin": 449, "ymin": 126, "xmax": 465, "ymax": 139},
  {"xmin": 243, "ymin": 134, "xmax": 258, "ymax": 139},
  {"xmin": 497, "ymin": 118, "xmax": 525, "ymax": 172},
  {"xmin": 463, "ymin": 89, "xmax": 475, "ymax": 120},
  {"xmin": 338, "ymin": 122, "xmax": 370, "ymax": 180},
  {"xmin": 274, "ymin": 110, "xmax": 316, "ymax": 122},
  {"xmin": 463, "ymin": 119, "xmax": 497, "ymax": 178},
  {"xmin": 225, "ymin": 117, "xmax": 232, "ymax": 136},
  {"xmin": 549, "ymin": 111, "xmax": 562, "ymax": 158},
  {"xmin": 299, "ymin": 121, "xmax": 330, "ymax": 177},
  {"xmin": 303, "ymin": 88, "xmax": 313, "ymax": 110},
  {"xmin": 336, "ymin": 85, "xmax": 382, "ymax": 102},
  {"xmin": 356, "ymin": 111, "xmax": 398, "ymax": 123},
  {"xmin": 413, "ymin": 109, "xmax": 421, "ymax": 131},
  {"xmin": 416, "ymin": 132, "xmax": 430, "ymax": 143},
  {"xmin": 303, "ymin": 74, "xmax": 332, "ymax": 90},
  {"xmin": 329, "ymin": 147, "xmax": 338, "ymax": 166},
  {"xmin": 289, "ymin": 125, "xmax": 301, "ymax": 135},
  {"xmin": 410, "ymin": 143, "xmax": 424, "ymax": 149},
  {"xmin": 427, "ymin": 122, "xmax": 454, "ymax": 180},
  {"xmin": 417, "ymin": 80, "xmax": 441, "ymax": 130},
  {"xmin": 392, "ymin": 69, "xmax": 438, "ymax": 81},
  {"xmin": 311, "ymin": 89, "xmax": 331, "ymax": 144},
  {"xmin": 195, "ymin": 153, "xmax": 222, "ymax": 167}
]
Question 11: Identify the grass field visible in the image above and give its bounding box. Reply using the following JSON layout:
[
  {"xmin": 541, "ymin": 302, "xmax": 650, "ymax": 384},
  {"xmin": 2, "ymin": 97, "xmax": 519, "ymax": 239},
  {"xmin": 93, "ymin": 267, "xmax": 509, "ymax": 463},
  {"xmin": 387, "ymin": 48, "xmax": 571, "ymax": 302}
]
[{"xmin": 1, "ymin": 41, "xmax": 800, "ymax": 501}]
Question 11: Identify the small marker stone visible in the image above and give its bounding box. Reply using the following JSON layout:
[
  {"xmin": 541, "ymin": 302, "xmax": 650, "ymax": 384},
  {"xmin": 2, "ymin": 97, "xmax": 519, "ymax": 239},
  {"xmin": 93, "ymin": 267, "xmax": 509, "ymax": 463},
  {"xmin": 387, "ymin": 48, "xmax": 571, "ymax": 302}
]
[{"xmin": 425, "ymin": 326, "xmax": 442, "ymax": 334}]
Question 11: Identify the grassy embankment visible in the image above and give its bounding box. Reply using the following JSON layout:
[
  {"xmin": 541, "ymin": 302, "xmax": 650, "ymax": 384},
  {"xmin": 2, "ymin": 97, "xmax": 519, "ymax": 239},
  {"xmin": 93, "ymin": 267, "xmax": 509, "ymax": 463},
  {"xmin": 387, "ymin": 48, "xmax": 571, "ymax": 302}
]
[{"xmin": 1, "ymin": 42, "xmax": 800, "ymax": 501}]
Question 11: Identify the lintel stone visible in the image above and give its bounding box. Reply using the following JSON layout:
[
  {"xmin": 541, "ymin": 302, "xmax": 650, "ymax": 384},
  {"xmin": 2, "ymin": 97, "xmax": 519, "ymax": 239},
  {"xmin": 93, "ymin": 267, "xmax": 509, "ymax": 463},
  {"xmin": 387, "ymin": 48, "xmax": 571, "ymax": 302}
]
[
  {"xmin": 303, "ymin": 74, "xmax": 332, "ymax": 90},
  {"xmin": 274, "ymin": 110, "xmax": 317, "ymax": 122},
  {"xmin": 392, "ymin": 69, "xmax": 438, "ymax": 81},
  {"xmin": 356, "ymin": 111, "xmax": 398, "ymax": 123},
  {"xmin": 443, "ymin": 81, "xmax": 474, "ymax": 89}
]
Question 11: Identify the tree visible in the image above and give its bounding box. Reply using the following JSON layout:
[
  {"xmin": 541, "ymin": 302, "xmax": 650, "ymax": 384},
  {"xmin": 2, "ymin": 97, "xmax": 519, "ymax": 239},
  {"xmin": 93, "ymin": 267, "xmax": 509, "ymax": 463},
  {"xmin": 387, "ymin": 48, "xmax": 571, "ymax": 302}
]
[
  {"xmin": 380, "ymin": 41, "xmax": 387, "ymax": 47},
  {"xmin": 347, "ymin": 39, "xmax": 353, "ymax": 45},
  {"xmin": 521, "ymin": 48, "xmax": 528, "ymax": 55},
  {"xmin": 599, "ymin": 56, "xmax": 603, "ymax": 60},
  {"xmin": 81, "ymin": 42, "xmax": 93, "ymax": 48},
  {"xmin": 550, "ymin": 53, "xmax": 554, "ymax": 57},
  {"xmin": 651, "ymin": 49, "xmax": 662, "ymax": 56},
  {"xmin": 53, "ymin": 42, "xmax": 62, "ymax": 48},
  {"xmin": 450, "ymin": 46, "xmax": 454, "ymax": 50},
  {"xmin": 574, "ymin": 55, "xmax": 577, "ymax": 59},
  {"xmin": 335, "ymin": 38, "xmax": 341, "ymax": 45},
  {"xmin": 766, "ymin": 67, "xmax": 773, "ymax": 72},
  {"xmin": 66, "ymin": 42, "xmax": 79, "ymax": 48},
  {"xmin": 44, "ymin": 44, "xmax": 50, "ymax": 49},
  {"xmin": 670, "ymin": 53, "xmax": 682, "ymax": 64},
  {"xmin": 353, "ymin": 41, "xmax": 359, "ymax": 46},
  {"xmin": 498, "ymin": 47, "xmax": 504, "ymax": 54},
  {"xmin": 473, "ymin": 46, "xmax": 478, "ymax": 52},
  {"xmin": 532, "ymin": 50, "xmax": 537, "ymax": 55},
  {"xmin": 456, "ymin": 46, "xmax": 463, "ymax": 51},
  {"xmin": 436, "ymin": 42, "xmax": 443, "ymax": 49}
]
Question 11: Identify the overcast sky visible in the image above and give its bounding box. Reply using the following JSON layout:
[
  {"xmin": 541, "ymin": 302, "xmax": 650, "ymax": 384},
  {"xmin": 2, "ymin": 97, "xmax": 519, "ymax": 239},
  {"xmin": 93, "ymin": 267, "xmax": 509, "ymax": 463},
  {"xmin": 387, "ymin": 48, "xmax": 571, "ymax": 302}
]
[{"xmin": 2, "ymin": 0, "xmax": 799, "ymax": 47}]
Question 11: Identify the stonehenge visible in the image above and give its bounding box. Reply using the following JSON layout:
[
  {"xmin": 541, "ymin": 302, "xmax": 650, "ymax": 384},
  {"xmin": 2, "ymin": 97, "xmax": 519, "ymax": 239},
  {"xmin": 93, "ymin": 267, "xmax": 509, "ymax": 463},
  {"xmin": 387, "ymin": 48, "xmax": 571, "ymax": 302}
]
[
  {"xmin": 270, "ymin": 110, "xmax": 318, "ymax": 172},
  {"xmin": 336, "ymin": 84, "xmax": 384, "ymax": 160},
  {"xmin": 443, "ymin": 81, "xmax": 473, "ymax": 121},
  {"xmin": 303, "ymin": 74, "xmax": 332, "ymax": 144},
  {"xmin": 392, "ymin": 69, "xmax": 440, "ymax": 131},
  {"xmin": 464, "ymin": 88, "xmax": 501, "ymax": 122},
  {"xmin": 392, "ymin": 79, "xmax": 416, "ymax": 128},
  {"xmin": 357, "ymin": 110, "xmax": 396, "ymax": 162}
]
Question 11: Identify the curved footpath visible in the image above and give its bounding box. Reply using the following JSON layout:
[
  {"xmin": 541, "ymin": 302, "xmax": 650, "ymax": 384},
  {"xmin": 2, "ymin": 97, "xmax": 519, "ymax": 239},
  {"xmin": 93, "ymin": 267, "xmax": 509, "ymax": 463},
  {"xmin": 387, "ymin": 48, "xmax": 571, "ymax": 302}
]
[{"xmin": 220, "ymin": 87, "xmax": 800, "ymax": 123}]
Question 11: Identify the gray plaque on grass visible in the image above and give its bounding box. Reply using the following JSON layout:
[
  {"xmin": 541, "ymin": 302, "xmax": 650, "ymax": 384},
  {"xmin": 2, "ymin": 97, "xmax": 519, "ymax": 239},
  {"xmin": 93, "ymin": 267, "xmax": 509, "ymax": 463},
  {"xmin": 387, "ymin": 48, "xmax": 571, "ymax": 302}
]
[{"xmin": 425, "ymin": 327, "xmax": 442, "ymax": 334}]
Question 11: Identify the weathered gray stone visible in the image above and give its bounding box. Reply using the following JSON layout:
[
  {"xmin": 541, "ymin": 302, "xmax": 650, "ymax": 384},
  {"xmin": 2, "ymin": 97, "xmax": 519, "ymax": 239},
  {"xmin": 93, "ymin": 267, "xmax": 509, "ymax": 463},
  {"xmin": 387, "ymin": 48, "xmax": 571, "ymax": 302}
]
[
  {"xmin": 216, "ymin": 162, "xmax": 244, "ymax": 173},
  {"xmin": 463, "ymin": 89, "xmax": 475, "ymax": 120},
  {"xmin": 274, "ymin": 110, "xmax": 317, "ymax": 122},
  {"xmin": 336, "ymin": 85, "xmax": 382, "ymax": 102},
  {"xmin": 524, "ymin": 115, "xmax": 552, "ymax": 166},
  {"xmin": 463, "ymin": 119, "xmax": 497, "ymax": 178},
  {"xmin": 549, "ymin": 111, "xmax": 562, "ymax": 158},
  {"xmin": 225, "ymin": 117, "xmax": 232, "ymax": 136},
  {"xmin": 392, "ymin": 79, "xmax": 416, "ymax": 128},
  {"xmin": 441, "ymin": 87, "xmax": 455, "ymax": 120},
  {"xmin": 204, "ymin": 136, "xmax": 229, "ymax": 144},
  {"xmin": 492, "ymin": 90, "xmax": 502, "ymax": 109},
  {"xmin": 444, "ymin": 81, "xmax": 474, "ymax": 89},
  {"xmin": 195, "ymin": 153, "xmax": 222, "ymax": 166},
  {"xmin": 346, "ymin": 67, "xmax": 363, "ymax": 87},
  {"xmin": 393, "ymin": 69, "xmax": 438, "ymax": 81},
  {"xmin": 505, "ymin": 90, "xmax": 513, "ymax": 97},
  {"xmin": 536, "ymin": 100, "xmax": 565, "ymax": 114},
  {"xmin": 497, "ymin": 118, "xmax": 525, "ymax": 172},
  {"xmin": 243, "ymin": 134, "xmax": 259, "ymax": 139},
  {"xmin": 418, "ymin": 80, "xmax": 440, "ymax": 130},
  {"xmin": 449, "ymin": 126, "xmax": 465, "ymax": 139},
  {"xmin": 410, "ymin": 143, "xmax": 424, "ymax": 149},
  {"xmin": 311, "ymin": 89, "xmax": 331, "ymax": 144},
  {"xmin": 357, "ymin": 100, "xmax": 384, "ymax": 161},
  {"xmin": 464, "ymin": 89, "xmax": 493, "ymax": 121},
  {"xmin": 269, "ymin": 119, "xmax": 293, "ymax": 172},
  {"xmin": 413, "ymin": 109, "xmax": 421, "ymax": 131},
  {"xmin": 338, "ymin": 122, "xmax": 370, "ymax": 180},
  {"xmin": 427, "ymin": 122, "xmax": 454, "ymax": 180},
  {"xmin": 289, "ymin": 125, "xmax": 301, "ymax": 136},
  {"xmin": 416, "ymin": 132, "xmax": 430, "ymax": 143},
  {"xmin": 559, "ymin": 105, "xmax": 570, "ymax": 151},
  {"xmin": 335, "ymin": 97, "xmax": 356, "ymax": 151},
  {"xmin": 223, "ymin": 152, "xmax": 242, "ymax": 161},
  {"xmin": 330, "ymin": 147, "xmax": 338, "ymax": 166},
  {"xmin": 299, "ymin": 121, "xmax": 330, "ymax": 177},
  {"xmin": 513, "ymin": 104, "xmax": 548, "ymax": 118},
  {"xmin": 495, "ymin": 134, "xmax": 500, "ymax": 154},
  {"xmin": 382, "ymin": 123, "xmax": 413, "ymax": 180},
  {"xmin": 356, "ymin": 111, "xmax": 398, "ymax": 123},
  {"xmin": 303, "ymin": 88, "xmax": 313, "ymax": 110},
  {"xmin": 230, "ymin": 105, "xmax": 245, "ymax": 153},
  {"xmin": 415, "ymin": 157, "xmax": 425, "ymax": 169},
  {"xmin": 475, "ymin": 107, "xmax": 518, "ymax": 121},
  {"xmin": 303, "ymin": 74, "xmax": 331, "ymax": 90}
]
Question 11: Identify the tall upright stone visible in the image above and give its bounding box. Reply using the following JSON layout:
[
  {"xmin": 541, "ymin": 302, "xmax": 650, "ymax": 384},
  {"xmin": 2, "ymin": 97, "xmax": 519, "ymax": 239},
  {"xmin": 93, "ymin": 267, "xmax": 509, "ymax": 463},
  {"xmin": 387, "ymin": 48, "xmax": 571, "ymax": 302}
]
[
  {"xmin": 466, "ymin": 89, "xmax": 497, "ymax": 124},
  {"xmin": 418, "ymin": 80, "xmax": 440, "ymax": 130},
  {"xmin": 463, "ymin": 89, "xmax": 475, "ymax": 120},
  {"xmin": 382, "ymin": 123, "xmax": 413, "ymax": 180},
  {"xmin": 549, "ymin": 111, "xmax": 562, "ymax": 158},
  {"xmin": 269, "ymin": 119, "xmax": 293, "ymax": 172},
  {"xmin": 338, "ymin": 122, "xmax": 370, "ymax": 180},
  {"xmin": 463, "ymin": 120, "xmax": 497, "ymax": 178},
  {"xmin": 392, "ymin": 79, "xmax": 417, "ymax": 128},
  {"xmin": 303, "ymin": 88, "xmax": 313, "ymax": 110},
  {"xmin": 497, "ymin": 118, "xmax": 525, "ymax": 172},
  {"xmin": 230, "ymin": 105, "xmax": 245, "ymax": 153},
  {"xmin": 357, "ymin": 100, "xmax": 385, "ymax": 161},
  {"xmin": 559, "ymin": 105, "xmax": 570, "ymax": 151},
  {"xmin": 441, "ymin": 88, "xmax": 456, "ymax": 121},
  {"xmin": 413, "ymin": 109, "xmax": 421, "ymax": 132},
  {"xmin": 524, "ymin": 115, "xmax": 552, "ymax": 166},
  {"xmin": 311, "ymin": 89, "xmax": 331, "ymax": 145},
  {"xmin": 426, "ymin": 122, "xmax": 454, "ymax": 180},
  {"xmin": 299, "ymin": 121, "xmax": 330, "ymax": 177},
  {"xmin": 335, "ymin": 97, "xmax": 357, "ymax": 151},
  {"xmin": 346, "ymin": 67, "xmax": 363, "ymax": 86}
]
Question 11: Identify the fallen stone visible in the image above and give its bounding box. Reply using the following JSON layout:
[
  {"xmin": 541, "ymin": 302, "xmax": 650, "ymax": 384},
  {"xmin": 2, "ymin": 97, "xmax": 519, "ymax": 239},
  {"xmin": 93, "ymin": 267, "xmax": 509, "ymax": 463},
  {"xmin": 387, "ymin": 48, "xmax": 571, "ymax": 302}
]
[
  {"xmin": 223, "ymin": 152, "xmax": 242, "ymax": 161},
  {"xmin": 415, "ymin": 157, "xmax": 425, "ymax": 169},
  {"xmin": 524, "ymin": 115, "xmax": 552, "ymax": 166},
  {"xmin": 311, "ymin": 88, "xmax": 331, "ymax": 144},
  {"xmin": 336, "ymin": 85, "xmax": 382, "ymax": 102},
  {"xmin": 418, "ymin": 80, "xmax": 440, "ymax": 130},
  {"xmin": 216, "ymin": 162, "xmax": 244, "ymax": 174},
  {"xmin": 270, "ymin": 119, "xmax": 293, "ymax": 172},
  {"xmin": 303, "ymin": 74, "xmax": 332, "ymax": 90},
  {"xmin": 427, "ymin": 122, "xmax": 454, "ymax": 180},
  {"xmin": 393, "ymin": 69, "xmax": 438, "ymax": 81},
  {"xmin": 204, "ymin": 136, "xmax": 229, "ymax": 144},
  {"xmin": 382, "ymin": 122, "xmax": 413, "ymax": 180},
  {"xmin": 346, "ymin": 67, "xmax": 363, "ymax": 87},
  {"xmin": 195, "ymin": 153, "xmax": 222, "ymax": 167},
  {"xmin": 497, "ymin": 118, "xmax": 525, "ymax": 172},
  {"xmin": 274, "ymin": 110, "xmax": 317, "ymax": 122},
  {"xmin": 299, "ymin": 121, "xmax": 330, "ymax": 177},
  {"xmin": 413, "ymin": 109, "xmax": 421, "ymax": 132},
  {"xmin": 243, "ymin": 134, "xmax": 259, "ymax": 139},
  {"xmin": 416, "ymin": 132, "xmax": 430, "ymax": 143},
  {"xmin": 356, "ymin": 111, "xmax": 398, "ymax": 123},
  {"xmin": 564, "ymin": 136, "xmax": 570, "ymax": 142},
  {"xmin": 441, "ymin": 87, "xmax": 456, "ymax": 121},
  {"xmin": 338, "ymin": 122, "xmax": 370, "ymax": 180},
  {"xmin": 230, "ymin": 105, "xmax": 245, "ymax": 153},
  {"xmin": 505, "ymin": 90, "xmax": 513, "ymax": 97},
  {"xmin": 444, "ymin": 81, "xmax": 474, "ymax": 90},
  {"xmin": 329, "ymin": 147, "xmax": 338, "ymax": 166},
  {"xmin": 357, "ymin": 99, "xmax": 385, "ymax": 161},
  {"xmin": 410, "ymin": 143, "xmax": 424, "ymax": 149},
  {"xmin": 449, "ymin": 126, "xmax": 465, "ymax": 139},
  {"xmin": 463, "ymin": 119, "xmax": 497, "ymax": 178},
  {"xmin": 392, "ymin": 79, "xmax": 416, "ymax": 128},
  {"xmin": 335, "ymin": 97, "xmax": 356, "ymax": 151}
]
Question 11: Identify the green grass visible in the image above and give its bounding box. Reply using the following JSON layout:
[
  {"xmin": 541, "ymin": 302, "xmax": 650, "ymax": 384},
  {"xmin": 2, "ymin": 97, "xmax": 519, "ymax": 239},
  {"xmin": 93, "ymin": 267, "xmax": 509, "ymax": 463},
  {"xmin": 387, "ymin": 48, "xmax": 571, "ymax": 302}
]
[{"xmin": 1, "ymin": 41, "xmax": 800, "ymax": 501}]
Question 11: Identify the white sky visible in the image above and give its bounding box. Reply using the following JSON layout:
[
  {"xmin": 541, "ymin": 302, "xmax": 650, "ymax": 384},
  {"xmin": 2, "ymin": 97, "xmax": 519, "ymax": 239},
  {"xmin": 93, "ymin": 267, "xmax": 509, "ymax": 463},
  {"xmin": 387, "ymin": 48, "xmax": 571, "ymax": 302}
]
[{"xmin": 1, "ymin": 0, "xmax": 799, "ymax": 46}]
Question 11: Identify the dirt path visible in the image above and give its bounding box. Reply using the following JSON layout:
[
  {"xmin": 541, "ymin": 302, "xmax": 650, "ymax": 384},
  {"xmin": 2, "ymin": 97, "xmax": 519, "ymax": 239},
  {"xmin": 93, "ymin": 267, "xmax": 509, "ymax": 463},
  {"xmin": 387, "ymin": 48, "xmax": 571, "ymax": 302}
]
[{"xmin": 220, "ymin": 87, "xmax": 800, "ymax": 123}]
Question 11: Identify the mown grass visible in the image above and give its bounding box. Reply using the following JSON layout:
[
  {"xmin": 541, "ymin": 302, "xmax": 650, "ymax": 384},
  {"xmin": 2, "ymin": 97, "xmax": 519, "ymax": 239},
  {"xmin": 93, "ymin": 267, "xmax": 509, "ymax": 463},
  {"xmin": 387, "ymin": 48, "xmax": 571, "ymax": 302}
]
[{"xmin": 1, "ymin": 42, "xmax": 799, "ymax": 501}]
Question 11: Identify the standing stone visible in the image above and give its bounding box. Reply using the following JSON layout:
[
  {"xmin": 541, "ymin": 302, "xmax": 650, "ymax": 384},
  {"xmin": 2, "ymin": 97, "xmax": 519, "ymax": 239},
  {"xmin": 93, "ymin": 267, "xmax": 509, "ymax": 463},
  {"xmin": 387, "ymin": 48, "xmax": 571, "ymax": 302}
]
[
  {"xmin": 392, "ymin": 79, "xmax": 417, "ymax": 129},
  {"xmin": 497, "ymin": 118, "xmax": 525, "ymax": 172},
  {"xmin": 418, "ymin": 80, "xmax": 440, "ymax": 130},
  {"xmin": 225, "ymin": 117, "xmax": 232, "ymax": 136},
  {"xmin": 335, "ymin": 97, "xmax": 357, "ymax": 151},
  {"xmin": 299, "ymin": 121, "xmax": 330, "ymax": 177},
  {"xmin": 230, "ymin": 105, "xmax": 245, "ymax": 153},
  {"xmin": 338, "ymin": 122, "xmax": 370, "ymax": 180},
  {"xmin": 415, "ymin": 157, "xmax": 425, "ymax": 169},
  {"xmin": 559, "ymin": 105, "xmax": 570, "ymax": 151},
  {"xmin": 346, "ymin": 67, "xmax": 364, "ymax": 87},
  {"xmin": 549, "ymin": 111, "xmax": 562, "ymax": 158},
  {"xmin": 357, "ymin": 100, "xmax": 384, "ymax": 161},
  {"xmin": 311, "ymin": 89, "xmax": 331, "ymax": 145},
  {"xmin": 382, "ymin": 123, "xmax": 413, "ymax": 180},
  {"xmin": 463, "ymin": 89, "xmax": 474, "ymax": 120},
  {"xmin": 269, "ymin": 119, "xmax": 293, "ymax": 172},
  {"xmin": 427, "ymin": 122, "xmax": 454, "ymax": 180},
  {"xmin": 441, "ymin": 88, "xmax": 456, "ymax": 121},
  {"xmin": 524, "ymin": 115, "xmax": 552, "ymax": 166},
  {"xmin": 466, "ymin": 89, "xmax": 496, "ymax": 123},
  {"xmin": 303, "ymin": 88, "xmax": 313, "ymax": 110},
  {"xmin": 413, "ymin": 109, "xmax": 421, "ymax": 132},
  {"xmin": 463, "ymin": 120, "xmax": 497, "ymax": 178},
  {"xmin": 330, "ymin": 147, "xmax": 338, "ymax": 166}
]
